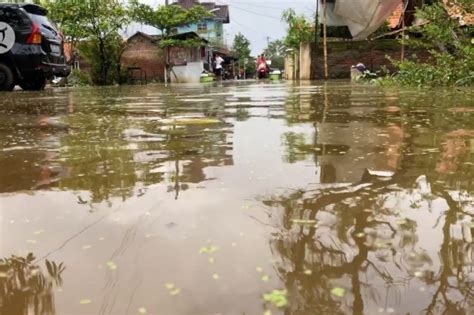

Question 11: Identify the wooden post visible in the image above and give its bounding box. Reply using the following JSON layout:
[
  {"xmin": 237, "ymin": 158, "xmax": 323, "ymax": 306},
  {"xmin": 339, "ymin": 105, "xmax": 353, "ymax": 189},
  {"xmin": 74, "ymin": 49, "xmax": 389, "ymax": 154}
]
[
  {"xmin": 401, "ymin": 1, "xmax": 406, "ymax": 62},
  {"xmin": 323, "ymin": 0, "xmax": 328, "ymax": 80}
]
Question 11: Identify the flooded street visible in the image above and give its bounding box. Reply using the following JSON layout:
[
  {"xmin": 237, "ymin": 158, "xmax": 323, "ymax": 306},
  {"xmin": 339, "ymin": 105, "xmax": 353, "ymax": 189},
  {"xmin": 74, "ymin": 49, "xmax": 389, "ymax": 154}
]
[{"xmin": 1, "ymin": 81, "xmax": 473, "ymax": 315}]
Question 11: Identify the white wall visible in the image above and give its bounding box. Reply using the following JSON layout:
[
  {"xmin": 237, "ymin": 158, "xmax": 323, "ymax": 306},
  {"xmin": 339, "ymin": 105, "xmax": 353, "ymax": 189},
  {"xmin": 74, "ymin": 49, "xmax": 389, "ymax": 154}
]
[{"xmin": 171, "ymin": 62, "xmax": 204, "ymax": 83}]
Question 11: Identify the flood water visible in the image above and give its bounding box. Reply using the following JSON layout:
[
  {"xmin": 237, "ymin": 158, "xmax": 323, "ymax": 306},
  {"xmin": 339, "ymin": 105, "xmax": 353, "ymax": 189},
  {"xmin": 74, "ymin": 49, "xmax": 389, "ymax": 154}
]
[{"xmin": 0, "ymin": 81, "xmax": 473, "ymax": 315}]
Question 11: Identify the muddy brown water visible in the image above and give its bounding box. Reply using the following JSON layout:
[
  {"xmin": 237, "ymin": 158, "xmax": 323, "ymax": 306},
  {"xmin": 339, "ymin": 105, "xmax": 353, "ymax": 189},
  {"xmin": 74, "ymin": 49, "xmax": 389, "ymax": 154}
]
[{"xmin": 0, "ymin": 81, "xmax": 473, "ymax": 315}]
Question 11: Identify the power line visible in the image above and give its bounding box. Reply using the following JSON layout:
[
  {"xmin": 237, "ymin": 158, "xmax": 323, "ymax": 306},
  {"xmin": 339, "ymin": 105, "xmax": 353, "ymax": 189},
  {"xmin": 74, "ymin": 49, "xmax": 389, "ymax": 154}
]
[{"xmin": 216, "ymin": 0, "xmax": 282, "ymax": 20}]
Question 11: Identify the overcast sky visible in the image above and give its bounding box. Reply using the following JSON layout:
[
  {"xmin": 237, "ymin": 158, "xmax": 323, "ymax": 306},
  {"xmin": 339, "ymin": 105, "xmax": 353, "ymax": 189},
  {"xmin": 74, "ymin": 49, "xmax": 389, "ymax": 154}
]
[{"xmin": 133, "ymin": 0, "xmax": 316, "ymax": 55}]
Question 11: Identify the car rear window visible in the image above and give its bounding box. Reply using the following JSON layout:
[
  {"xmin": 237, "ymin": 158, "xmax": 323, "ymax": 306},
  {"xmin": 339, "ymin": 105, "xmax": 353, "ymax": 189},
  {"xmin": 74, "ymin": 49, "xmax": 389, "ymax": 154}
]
[
  {"xmin": 0, "ymin": 7, "xmax": 31, "ymax": 29},
  {"xmin": 27, "ymin": 13, "xmax": 57, "ymax": 30}
]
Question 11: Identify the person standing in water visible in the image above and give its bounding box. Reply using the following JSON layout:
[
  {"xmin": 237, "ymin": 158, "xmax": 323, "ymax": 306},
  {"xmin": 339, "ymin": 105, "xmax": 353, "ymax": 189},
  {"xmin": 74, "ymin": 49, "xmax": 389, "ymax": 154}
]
[{"xmin": 214, "ymin": 54, "xmax": 224, "ymax": 81}]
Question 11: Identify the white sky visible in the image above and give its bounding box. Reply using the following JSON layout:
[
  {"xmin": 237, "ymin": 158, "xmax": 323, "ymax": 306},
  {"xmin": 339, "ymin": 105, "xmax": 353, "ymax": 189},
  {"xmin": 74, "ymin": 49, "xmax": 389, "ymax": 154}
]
[{"xmin": 133, "ymin": 0, "xmax": 316, "ymax": 55}]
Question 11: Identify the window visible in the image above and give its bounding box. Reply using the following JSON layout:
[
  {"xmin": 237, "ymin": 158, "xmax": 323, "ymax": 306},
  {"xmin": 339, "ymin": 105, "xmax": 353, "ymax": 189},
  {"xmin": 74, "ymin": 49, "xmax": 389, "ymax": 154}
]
[
  {"xmin": 0, "ymin": 8, "xmax": 30, "ymax": 29},
  {"xmin": 197, "ymin": 23, "xmax": 207, "ymax": 33}
]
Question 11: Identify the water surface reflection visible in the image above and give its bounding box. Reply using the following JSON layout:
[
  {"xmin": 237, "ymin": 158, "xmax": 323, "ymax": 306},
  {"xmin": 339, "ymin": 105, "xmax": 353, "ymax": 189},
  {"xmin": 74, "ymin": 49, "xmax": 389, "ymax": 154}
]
[{"xmin": 0, "ymin": 82, "xmax": 472, "ymax": 314}]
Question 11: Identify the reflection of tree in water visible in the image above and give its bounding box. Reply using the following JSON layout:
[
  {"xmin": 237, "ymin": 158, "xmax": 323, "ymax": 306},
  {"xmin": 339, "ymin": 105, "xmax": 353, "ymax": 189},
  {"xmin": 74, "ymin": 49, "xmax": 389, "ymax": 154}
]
[
  {"xmin": 0, "ymin": 254, "xmax": 65, "ymax": 315},
  {"xmin": 262, "ymin": 176, "xmax": 473, "ymax": 314}
]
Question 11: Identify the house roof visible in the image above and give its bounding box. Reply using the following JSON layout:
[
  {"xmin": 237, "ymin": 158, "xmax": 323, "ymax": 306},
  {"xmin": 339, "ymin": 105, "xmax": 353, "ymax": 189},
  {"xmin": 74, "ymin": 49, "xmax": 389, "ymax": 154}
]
[
  {"xmin": 127, "ymin": 31, "xmax": 162, "ymax": 43},
  {"xmin": 168, "ymin": 31, "xmax": 209, "ymax": 43},
  {"xmin": 387, "ymin": 1, "xmax": 404, "ymax": 28},
  {"xmin": 174, "ymin": 0, "xmax": 230, "ymax": 23}
]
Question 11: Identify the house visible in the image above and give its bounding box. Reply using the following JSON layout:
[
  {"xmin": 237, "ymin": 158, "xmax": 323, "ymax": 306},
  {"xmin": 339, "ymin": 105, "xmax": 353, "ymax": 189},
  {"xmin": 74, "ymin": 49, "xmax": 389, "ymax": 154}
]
[
  {"xmin": 168, "ymin": 32, "xmax": 210, "ymax": 83},
  {"xmin": 173, "ymin": 0, "xmax": 230, "ymax": 46},
  {"xmin": 121, "ymin": 32, "xmax": 165, "ymax": 82}
]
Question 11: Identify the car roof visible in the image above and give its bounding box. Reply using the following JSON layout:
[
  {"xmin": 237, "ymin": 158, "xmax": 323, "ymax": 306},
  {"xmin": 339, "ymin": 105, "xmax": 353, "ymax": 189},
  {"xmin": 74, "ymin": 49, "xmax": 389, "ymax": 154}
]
[{"xmin": 0, "ymin": 3, "xmax": 48, "ymax": 15}]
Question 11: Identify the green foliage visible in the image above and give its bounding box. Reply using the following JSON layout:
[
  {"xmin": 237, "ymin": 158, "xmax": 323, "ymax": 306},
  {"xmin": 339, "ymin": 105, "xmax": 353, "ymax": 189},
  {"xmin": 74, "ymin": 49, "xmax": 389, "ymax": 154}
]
[
  {"xmin": 130, "ymin": 1, "xmax": 211, "ymax": 36},
  {"xmin": 282, "ymin": 9, "xmax": 314, "ymax": 51},
  {"xmin": 232, "ymin": 33, "xmax": 251, "ymax": 59},
  {"xmin": 263, "ymin": 39, "xmax": 286, "ymax": 70},
  {"xmin": 69, "ymin": 68, "xmax": 92, "ymax": 86},
  {"xmin": 232, "ymin": 33, "xmax": 254, "ymax": 75},
  {"xmin": 78, "ymin": 32, "xmax": 128, "ymax": 85},
  {"xmin": 386, "ymin": 1, "xmax": 473, "ymax": 86},
  {"xmin": 43, "ymin": 0, "xmax": 130, "ymax": 85}
]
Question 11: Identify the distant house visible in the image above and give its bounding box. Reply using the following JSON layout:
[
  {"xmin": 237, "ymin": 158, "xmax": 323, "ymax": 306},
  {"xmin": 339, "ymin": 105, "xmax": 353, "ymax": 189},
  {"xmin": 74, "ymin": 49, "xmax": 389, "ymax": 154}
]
[
  {"xmin": 168, "ymin": 32, "xmax": 210, "ymax": 83},
  {"xmin": 122, "ymin": 32, "xmax": 165, "ymax": 82},
  {"xmin": 173, "ymin": 0, "xmax": 230, "ymax": 46},
  {"xmin": 122, "ymin": 31, "xmax": 210, "ymax": 83}
]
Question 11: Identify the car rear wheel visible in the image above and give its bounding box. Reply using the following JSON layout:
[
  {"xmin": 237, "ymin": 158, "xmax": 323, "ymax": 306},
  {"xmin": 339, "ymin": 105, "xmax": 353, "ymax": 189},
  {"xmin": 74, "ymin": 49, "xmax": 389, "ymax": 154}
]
[
  {"xmin": 0, "ymin": 63, "xmax": 15, "ymax": 91},
  {"xmin": 19, "ymin": 74, "xmax": 47, "ymax": 91}
]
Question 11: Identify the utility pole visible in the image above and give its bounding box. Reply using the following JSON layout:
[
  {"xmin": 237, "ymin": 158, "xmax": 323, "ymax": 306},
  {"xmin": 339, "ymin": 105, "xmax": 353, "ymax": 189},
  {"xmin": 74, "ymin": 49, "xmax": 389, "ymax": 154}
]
[
  {"xmin": 164, "ymin": 0, "xmax": 169, "ymax": 85},
  {"xmin": 314, "ymin": 0, "xmax": 319, "ymax": 45},
  {"xmin": 323, "ymin": 0, "xmax": 328, "ymax": 80}
]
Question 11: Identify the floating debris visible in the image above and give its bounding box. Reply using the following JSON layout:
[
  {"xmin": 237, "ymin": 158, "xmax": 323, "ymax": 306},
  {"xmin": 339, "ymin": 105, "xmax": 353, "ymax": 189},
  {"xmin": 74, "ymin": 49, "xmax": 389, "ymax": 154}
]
[
  {"xmin": 138, "ymin": 307, "xmax": 147, "ymax": 314},
  {"xmin": 263, "ymin": 290, "xmax": 288, "ymax": 308},
  {"xmin": 331, "ymin": 287, "xmax": 346, "ymax": 298},
  {"xmin": 80, "ymin": 299, "xmax": 92, "ymax": 305},
  {"xmin": 199, "ymin": 246, "xmax": 219, "ymax": 254},
  {"xmin": 106, "ymin": 261, "xmax": 117, "ymax": 271},
  {"xmin": 212, "ymin": 273, "xmax": 220, "ymax": 280}
]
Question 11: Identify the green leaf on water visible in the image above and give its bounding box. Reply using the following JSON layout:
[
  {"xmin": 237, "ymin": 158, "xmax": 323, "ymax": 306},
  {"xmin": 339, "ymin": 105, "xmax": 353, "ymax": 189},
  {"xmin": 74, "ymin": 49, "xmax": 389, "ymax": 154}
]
[
  {"xmin": 263, "ymin": 290, "xmax": 288, "ymax": 308},
  {"xmin": 106, "ymin": 261, "xmax": 117, "ymax": 271},
  {"xmin": 331, "ymin": 287, "xmax": 346, "ymax": 298},
  {"xmin": 164, "ymin": 283, "xmax": 175, "ymax": 289},
  {"xmin": 169, "ymin": 288, "xmax": 181, "ymax": 296},
  {"xmin": 199, "ymin": 246, "xmax": 219, "ymax": 254}
]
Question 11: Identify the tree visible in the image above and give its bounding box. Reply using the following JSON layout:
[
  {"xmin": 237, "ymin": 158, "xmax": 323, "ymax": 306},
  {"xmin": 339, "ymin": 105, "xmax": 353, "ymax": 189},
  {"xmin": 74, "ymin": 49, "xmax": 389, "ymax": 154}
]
[
  {"xmin": 385, "ymin": 0, "xmax": 474, "ymax": 86},
  {"xmin": 42, "ymin": 0, "xmax": 130, "ymax": 85},
  {"xmin": 263, "ymin": 39, "xmax": 286, "ymax": 70},
  {"xmin": 231, "ymin": 33, "xmax": 253, "ymax": 77},
  {"xmin": 130, "ymin": 1, "xmax": 211, "ymax": 83},
  {"xmin": 281, "ymin": 9, "xmax": 314, "ymax": 51}
]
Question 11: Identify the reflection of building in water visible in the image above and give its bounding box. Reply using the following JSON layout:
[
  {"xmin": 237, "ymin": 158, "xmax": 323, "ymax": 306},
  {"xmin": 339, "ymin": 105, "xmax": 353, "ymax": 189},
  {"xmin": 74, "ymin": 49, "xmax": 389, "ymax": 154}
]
[{"xmin": 283, "ymin": 85, "xmax": 406, "ymax": 184}]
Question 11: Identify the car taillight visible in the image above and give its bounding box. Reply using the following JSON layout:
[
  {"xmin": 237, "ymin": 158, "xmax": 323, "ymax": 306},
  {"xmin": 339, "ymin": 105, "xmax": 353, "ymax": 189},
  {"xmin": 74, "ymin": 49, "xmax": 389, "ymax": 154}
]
[{"xmin": 27, "ymin": 23, "xmax": 42, "ymax": 44}]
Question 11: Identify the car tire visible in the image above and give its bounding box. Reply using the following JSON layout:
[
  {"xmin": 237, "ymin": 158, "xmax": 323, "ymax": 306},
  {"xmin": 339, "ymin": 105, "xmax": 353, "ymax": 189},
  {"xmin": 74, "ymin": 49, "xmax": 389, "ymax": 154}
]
[
  {"xmin": 19, "ymin": 74, "xmax": 47, "ymax": 91},
  {"xmin": 0, "ymin": 63, "xmax": 15, "ymax": 91}
]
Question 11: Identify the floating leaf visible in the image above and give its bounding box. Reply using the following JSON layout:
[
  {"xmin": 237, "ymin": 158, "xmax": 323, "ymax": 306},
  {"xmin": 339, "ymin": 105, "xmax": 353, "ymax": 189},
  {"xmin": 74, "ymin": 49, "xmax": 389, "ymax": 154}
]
[
  {"xmin": 82, "ymin": 245, "xmax": 92, "ymax": 250},
  {"xmin": 80, "ymin": 299, "xmax": 92, "ymax": 305},
  {"xmin": 106, "ymin": 261, "xmax": 117, "ymax": 271},
  {"xmin": 26, "ymin": 240, "xmax": 37, "ymax": 244},
  {"xmin": 212, "ymin": 273, "xmax": 220, "ymax": 280},
  {"xmin": 33, "ymin": 229, "xmax": 45, "ymax": 235},
  {"xmin": 331, "ymin": 287, "xmax": 346, "ymax": 298},
  {"xmin": 164, "ymin": 283, "xmax": 175, "ymax": 289},
  {"xmin": 256, "ymin": 267, "xmax": 263, "ymax": 273},
  {"xmin": 263, "ymin": 290, "xmax": 288, "ymax": 308},
  {"xmin": 199, "ymin": 246, "xmax": 219, "ymax": 254},
  {"xmin": 261, "ymin": 275, "xmax": 270, "ymax": 282},
  {"xmin": 263, "ymin": 310, "xmax": 272, "ymax": 315},
  {"xmin": 169, "ymin": 288, "xmax": 181, "ymax": 296},
  {"xmin": 208, "ymin": 257, "xmax": 215, "ymax": 264},
  {"xmin": 138, "ymin": 307, "xmax": 147, "ymax": 314},
  {"xmin": 304, "ymin": 269, "xmax": 312, "ymax": 275},
  {"xmin": 0, "ymin": 272, "xmax": 7, "ymax": 278}
]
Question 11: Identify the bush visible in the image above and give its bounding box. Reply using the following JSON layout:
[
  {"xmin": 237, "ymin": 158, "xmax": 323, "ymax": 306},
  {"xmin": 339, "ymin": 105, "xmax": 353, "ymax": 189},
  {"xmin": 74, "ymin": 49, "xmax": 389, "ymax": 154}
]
[
  {"xmin": 68, "ymin": 69, "xmax": 92, "ymax": 86},
  {"xmin": 386, "ymin": 1, "xmax": 473, "ymax": 87}
]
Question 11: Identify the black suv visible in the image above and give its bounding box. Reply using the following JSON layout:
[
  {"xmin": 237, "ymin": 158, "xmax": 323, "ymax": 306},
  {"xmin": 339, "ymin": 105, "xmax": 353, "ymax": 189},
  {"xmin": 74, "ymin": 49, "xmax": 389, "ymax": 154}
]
[{"xmin": 0, "ymin": 3, "xmax": 70, "ymax": 91}]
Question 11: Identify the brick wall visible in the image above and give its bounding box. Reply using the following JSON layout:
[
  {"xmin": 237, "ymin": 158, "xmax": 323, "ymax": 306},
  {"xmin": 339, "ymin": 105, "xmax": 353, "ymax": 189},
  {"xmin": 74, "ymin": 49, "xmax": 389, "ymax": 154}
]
[
  {"xmin": 310, "ymin": 40, "xmax": 430, "ymax": 79},
  {"xmin": 122, "ymin": 36, "xmax": 165, "ymax": 82}
]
